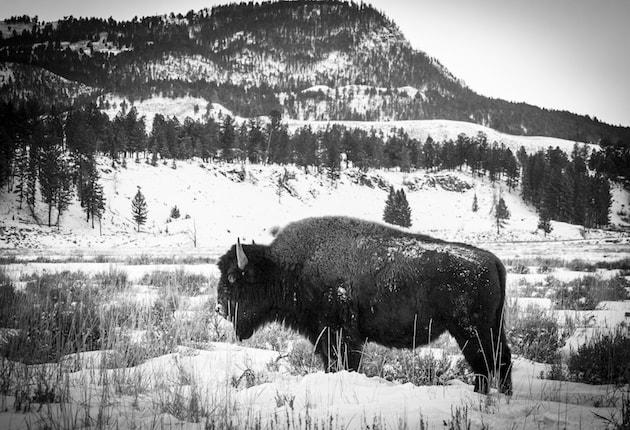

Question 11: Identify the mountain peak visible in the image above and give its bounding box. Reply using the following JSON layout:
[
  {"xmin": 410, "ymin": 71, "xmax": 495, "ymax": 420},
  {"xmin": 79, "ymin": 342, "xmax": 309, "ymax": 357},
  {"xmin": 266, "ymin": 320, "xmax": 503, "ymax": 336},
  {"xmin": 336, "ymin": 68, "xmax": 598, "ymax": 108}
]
[{"xmin": 0, "ymin": 0, "xmax": 628, "ymax": 142}]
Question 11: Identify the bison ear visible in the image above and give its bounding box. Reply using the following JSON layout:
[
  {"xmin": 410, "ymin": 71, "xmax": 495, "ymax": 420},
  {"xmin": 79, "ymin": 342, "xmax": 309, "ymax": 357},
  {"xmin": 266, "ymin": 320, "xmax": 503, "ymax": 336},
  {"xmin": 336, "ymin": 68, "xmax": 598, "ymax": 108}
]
[{"xmin": 236, "ymin": 238, "xmax": 249, "ymax": 270}]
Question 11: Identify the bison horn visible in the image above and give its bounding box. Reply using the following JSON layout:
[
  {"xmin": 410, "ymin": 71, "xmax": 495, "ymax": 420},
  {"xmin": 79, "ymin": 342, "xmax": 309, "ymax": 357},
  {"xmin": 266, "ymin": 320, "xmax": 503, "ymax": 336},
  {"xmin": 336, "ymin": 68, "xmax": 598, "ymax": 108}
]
[{"xmin": 236, "ymin": 238, "xmax": 248, "ymax": 270}]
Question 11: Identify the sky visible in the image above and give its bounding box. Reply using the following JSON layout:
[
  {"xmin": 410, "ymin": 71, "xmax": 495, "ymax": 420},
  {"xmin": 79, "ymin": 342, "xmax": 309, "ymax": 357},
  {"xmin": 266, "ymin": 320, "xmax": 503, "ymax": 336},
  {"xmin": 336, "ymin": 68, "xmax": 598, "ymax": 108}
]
[{"xmin": 1, "ymin": 0, "xmax": 628, "ymax": 127}]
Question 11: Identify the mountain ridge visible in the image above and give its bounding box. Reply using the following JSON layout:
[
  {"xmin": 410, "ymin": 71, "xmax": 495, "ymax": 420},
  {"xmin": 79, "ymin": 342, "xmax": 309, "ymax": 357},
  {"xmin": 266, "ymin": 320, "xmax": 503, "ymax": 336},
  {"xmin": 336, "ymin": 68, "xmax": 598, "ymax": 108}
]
[{"xmin": 0, "ymin": 0, "xmax": 628, "ymax": 143}]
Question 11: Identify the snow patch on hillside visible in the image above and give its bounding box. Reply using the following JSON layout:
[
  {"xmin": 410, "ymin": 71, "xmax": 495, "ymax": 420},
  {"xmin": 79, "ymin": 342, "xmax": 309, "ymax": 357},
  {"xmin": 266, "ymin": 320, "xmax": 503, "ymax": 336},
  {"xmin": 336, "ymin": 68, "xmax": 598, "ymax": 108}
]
[
  {"xmin": 0, "ymin": 64, "xmax": 14, "ymax": 84},
  {"xmin": 610, "ymin": 181, "xmax": 630, "ymax": 227},
  {"xmin": 287, "ymin": 118, "xmax": 597, "ymax": 155},
  {"xmin": 1, "ymin": 159, "xmax": 625, "ymax": 255},
  {"xmin": 102, "ymin": 95, "xmax": 210, "ymax": 131}
]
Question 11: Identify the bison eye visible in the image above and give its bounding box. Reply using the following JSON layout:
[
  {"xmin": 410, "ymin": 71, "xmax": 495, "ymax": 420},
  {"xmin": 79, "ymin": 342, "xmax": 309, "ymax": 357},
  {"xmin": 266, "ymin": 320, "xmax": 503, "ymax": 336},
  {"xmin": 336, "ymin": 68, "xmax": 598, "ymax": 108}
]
[{"xmin": 228, "ymin": 273, "xmax": 238, "ymax": 284}]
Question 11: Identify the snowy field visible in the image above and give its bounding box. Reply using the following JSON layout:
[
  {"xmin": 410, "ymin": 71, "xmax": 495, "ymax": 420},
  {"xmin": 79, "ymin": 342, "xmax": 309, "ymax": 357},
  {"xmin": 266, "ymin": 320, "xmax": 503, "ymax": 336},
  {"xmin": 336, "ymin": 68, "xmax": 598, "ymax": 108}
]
[
  {"xmin": 1, "ymin": 159, "xmax": 629, "ymax": 429},
  {"xmin": 1, "ymin": 241, "xmax": 629, "ymax": 429},
  {"xmin": 1, "ymin": 159, "xmax": 628, "ymax": 254},
  {"xmin": 0, "ymin": 271, "xmax": 628, "ymax": 429}
]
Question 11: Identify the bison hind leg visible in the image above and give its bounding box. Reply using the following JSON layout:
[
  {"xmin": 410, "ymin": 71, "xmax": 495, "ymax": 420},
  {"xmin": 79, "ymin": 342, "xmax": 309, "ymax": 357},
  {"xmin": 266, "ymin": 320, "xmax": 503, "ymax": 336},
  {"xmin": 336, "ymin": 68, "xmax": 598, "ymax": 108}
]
[{"xmin": 448, "ymin": 324, "xmax": 512, "ymax": 396}]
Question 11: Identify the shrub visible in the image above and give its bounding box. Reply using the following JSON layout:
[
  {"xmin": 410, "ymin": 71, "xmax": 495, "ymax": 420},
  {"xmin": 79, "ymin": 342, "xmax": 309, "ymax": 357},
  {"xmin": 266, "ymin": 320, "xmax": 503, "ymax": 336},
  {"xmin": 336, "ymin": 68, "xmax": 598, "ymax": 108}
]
[
  {"xmin": 140, "ymin": 269, "xmax": 210, "ymax": 295},
  {"xmin": 510, "ymin": 263, "xmax": 530, "ymax": 274},
  {"xmin": 507, "ymin": 308, "xmax": 564, "ymax": 364},
  {"xmin": 286, "ymin": 339, "xmax": 323, "ymax": 375},
  {"xmin": 243, "ymin": 322, "xmax": 300, "ymax": 352},
  {"xmin": 93, "ymin": 267, "xmax": 128, "ymax": 292},
  {"xmin": 360, "ymin": 344, "xmax": 472, "ymax": 386},
  {"xmin": 170, "ymin": 205, "xmax": 181, "ymax": 219},
  {"xmin": 550, "ymin": 275, "xmax": 630, "ymax": 310},
  {"xmin": 567, "ymin": 326, "xmax": 630, "ymax": 385},
  {"xmin": 1, "ymin": 275, "xmax": 102, "ymax": 364}
]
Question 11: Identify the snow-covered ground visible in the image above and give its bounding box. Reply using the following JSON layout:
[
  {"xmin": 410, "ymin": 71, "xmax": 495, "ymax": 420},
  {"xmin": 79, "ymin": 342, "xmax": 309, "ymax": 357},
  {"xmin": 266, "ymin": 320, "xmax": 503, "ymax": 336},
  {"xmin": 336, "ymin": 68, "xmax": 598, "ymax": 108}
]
[
  {"xmin": 1, "ymin": 158, "xmax": 627, "ymax": 256},
  {"xmin": 101, "ymin": 95, "xmax": 211, "ymax": 131},
  {"xmin": 0, "ymin": 342, "xmax": 624, "ymax": 430}
]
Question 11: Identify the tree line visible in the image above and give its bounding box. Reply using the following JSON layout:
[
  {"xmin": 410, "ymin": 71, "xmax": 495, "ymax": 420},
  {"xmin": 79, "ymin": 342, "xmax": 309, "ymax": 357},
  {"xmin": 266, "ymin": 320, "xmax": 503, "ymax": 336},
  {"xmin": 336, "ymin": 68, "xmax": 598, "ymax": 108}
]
[
  {"xmin": 0, "ymin": 100, "xmax": 618, "ymax": 230},
  {"xmin": 2, "ymin": 1, "xmax": 629, "ymax": 144},
  {"xmin": 520, "ymin": 145, "xmax": 611, "ymax": 228}
]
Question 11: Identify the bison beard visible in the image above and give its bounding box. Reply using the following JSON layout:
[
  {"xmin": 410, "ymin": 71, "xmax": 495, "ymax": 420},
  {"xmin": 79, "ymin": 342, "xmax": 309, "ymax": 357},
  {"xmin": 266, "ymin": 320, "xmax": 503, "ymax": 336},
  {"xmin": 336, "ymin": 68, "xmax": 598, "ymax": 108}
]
[{"xmin": 217, "ymin": 216, "xmax": 512, "ymax": 395}]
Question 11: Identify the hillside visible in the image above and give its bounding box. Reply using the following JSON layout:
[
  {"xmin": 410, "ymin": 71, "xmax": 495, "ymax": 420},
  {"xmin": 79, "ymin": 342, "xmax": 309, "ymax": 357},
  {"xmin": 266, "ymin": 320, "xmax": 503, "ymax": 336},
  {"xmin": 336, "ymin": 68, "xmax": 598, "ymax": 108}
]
[
  {"xmin": 1, "ymin": 158, "xmax": 627, "ymax": 255},
  {"xmin": 97, "ymin": 95, "xmax": 593, "ymax": 156},
  {"xmin": 0, "ymin": 1, "xmax": 628, "ymax": 143}
]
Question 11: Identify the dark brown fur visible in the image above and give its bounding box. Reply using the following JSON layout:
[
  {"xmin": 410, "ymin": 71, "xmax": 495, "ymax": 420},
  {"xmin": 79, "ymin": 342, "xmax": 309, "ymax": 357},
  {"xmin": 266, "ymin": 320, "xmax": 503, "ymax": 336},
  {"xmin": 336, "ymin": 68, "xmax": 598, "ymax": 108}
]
[{"xmin": 217, "ymin": 216, "xmax": 512, "ymax": 394}]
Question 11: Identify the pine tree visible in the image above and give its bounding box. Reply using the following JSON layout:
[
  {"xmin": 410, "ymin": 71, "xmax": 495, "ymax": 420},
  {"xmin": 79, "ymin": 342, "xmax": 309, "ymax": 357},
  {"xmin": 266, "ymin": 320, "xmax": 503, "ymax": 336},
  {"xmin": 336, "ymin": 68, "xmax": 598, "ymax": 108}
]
[
  {"xmin": 383, "ymin": 187, "xmax": 412, "ymax": 227},
  {"xmin": 91, "ymin": 181, "xmax": 105, "ymax": 232},
  {"xmin": 83, "ymin": 162, "xmax": 106, "ymax": 228},
  {"xmin": 26, "ymin": 125, "xmax": 42, "ymax": 212},
  {"xmin": 494, "ymin": 196, "xmax": 510, "ymax": 235},
  {"xmin": 472, "ymin": 193, "xmax": 479, "ymax": 212},
  {"xmin": 395, "ymin": 189, "xmax": 412, "ymax": 227},
  {"xmin": 13, "ymin": 143, "xmax": 28, "ymax": 209},
  {"xmin": 131, "ymin": 188, "xmax": 148, "ymax": 232},
  {"xmin": 220, "ymin": 115, "xmax": 235, "ymax": 162},
  {"xmin": 537, "ymin": 211, "xmax": 552, "ymax": 237},
  {"xmin": 39, "ymin": 138, "xmax": 63, "ymax": 226},
  {"xmin": 54, "ymin": 162, "xmax": 73, "ymax": 229}
]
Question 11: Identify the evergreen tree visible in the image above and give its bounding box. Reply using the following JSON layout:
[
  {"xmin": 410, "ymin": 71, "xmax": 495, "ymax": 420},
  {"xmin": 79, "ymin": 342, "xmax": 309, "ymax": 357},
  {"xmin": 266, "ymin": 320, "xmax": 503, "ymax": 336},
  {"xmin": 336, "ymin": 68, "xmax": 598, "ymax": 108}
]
[
  {"xmin": 131, "ymin": 188, "xmax": 148, "ymax": 232},
  {"xmin": 83, "ymin": 162, "xmax": 106, "ymax": 228},
  {"xmin": 247, "ymin": 119, "xmax": 264, "ymax": 163},
  {"xmin": 0, "ymin": 127, "xmax": 14, "ymax": 192},
  {"xmin": 39, "ymin": 136, "xmax": 63, "ymax": 226},
  {"xmin": 54, "ymin": 160, "xmax": 74, "ymax": 229},
  {"xmin": 220, "ymin": 115, "xmax": 235, "ymax": 161},
  {"xmin": 26, "ymin": 124, "xmax": 42, "ymax": 211},
  {"xmin": 383, "ymin": 186, "xmax": 412, "ymax": 227},
  {"xmin": 170, "ymin": 205, "xmax": 180, "ymax": 219},
  {"xmin": 537, "ymin": 211, "xmax": 552, "ymax": 237},
  {"xmin": 324, "ymin": 128, "xmax": 340, "ymax": 185},
  {"xmin": 395, "ymin": 188, "xmax": 412, "ymax": 227},
  {"xmin": 13, "ymin": 143, "xmax": 28, "ymax": 209},
  {"xmin": 39, "ymin": 115, "xmax": 67, "ymax": 227},
  {"xmin": 472, "ymin": 193, "xmax": 478, "ymax": 212},
  {"xmin": 383, "ymin": 187, "xmax": 397, "ymax": 225},
  {"xmin": 494, "ymin": 196, "xmax": 510, "ymax": 235}
]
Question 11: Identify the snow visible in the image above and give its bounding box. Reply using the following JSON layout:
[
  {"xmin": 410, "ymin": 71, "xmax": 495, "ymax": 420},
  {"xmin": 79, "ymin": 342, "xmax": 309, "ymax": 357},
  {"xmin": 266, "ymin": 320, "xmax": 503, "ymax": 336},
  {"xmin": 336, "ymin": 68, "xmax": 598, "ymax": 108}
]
[
  {"xmin": 1, "ymin": 159, "xmax": 627, "ymax": 255},
  {"xmin": 0, "ymin": 63, "xmax": 14, "ymax": 85},
  {"xmin": 397, "ymin": 85, "xmax": 419, "ymax": 98},
  {"xmin": 0, "ymin": 262, "xmax": 218, "ymax": 284},
  {"xmin": 558, "ymin": 302, "xmax": 630, "ymax": 355},
  {"xmin": 102, "ymin": 95, "xmax": 210, "ymax": 131},
  {"xmin": 0, "ymin": 345, "xmax": 622, "ymax": 430},
  {"xmin": 287, "ymin": 118, "xmax": 597, "ymax": 156},
  {"xmin": 610, "ymin": 181, "xmax": 630, "ymax": 227}
]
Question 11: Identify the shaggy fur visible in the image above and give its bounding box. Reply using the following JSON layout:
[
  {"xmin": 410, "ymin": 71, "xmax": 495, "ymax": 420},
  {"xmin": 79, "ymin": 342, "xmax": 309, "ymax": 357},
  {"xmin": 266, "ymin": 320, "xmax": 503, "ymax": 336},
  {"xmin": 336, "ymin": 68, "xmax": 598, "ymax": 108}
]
[{"xmin": 217, "ymin": 216, "xmax": 512, "ymax": 394}]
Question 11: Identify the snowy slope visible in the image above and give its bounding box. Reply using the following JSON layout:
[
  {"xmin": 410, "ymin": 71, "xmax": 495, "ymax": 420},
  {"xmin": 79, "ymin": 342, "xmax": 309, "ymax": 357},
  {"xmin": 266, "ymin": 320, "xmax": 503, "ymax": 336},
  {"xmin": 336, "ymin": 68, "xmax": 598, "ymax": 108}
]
[
  {"xmin": 287, "ymin": 118, "xmax": 597, "ymax": 156},
  {"xmin": 101, "ymin": 95, "xmax": 211, "ymax": 131},
  {"xmin": 1, "ymin": 158, "xmax": 626, "ymax": 255},
  {"xmin": 99, "ymin": 95, "xmax": 596, "ymax": 156}
]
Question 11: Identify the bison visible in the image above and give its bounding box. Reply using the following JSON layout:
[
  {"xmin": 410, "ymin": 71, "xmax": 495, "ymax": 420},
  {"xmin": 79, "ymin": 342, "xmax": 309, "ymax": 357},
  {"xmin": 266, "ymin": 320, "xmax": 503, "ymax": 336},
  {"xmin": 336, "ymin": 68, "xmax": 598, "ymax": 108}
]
[{"xmin": 216, "ymin": 216, "xmax": 512, "ymax": 394}]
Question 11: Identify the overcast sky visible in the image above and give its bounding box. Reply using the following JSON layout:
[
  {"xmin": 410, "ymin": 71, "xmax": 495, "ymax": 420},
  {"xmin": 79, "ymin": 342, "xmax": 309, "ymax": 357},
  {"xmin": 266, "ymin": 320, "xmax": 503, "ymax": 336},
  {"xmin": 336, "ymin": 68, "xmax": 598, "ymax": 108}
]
[{"xmin": 2, "ymin": 0, "xmax": 628, "ymax": 127}]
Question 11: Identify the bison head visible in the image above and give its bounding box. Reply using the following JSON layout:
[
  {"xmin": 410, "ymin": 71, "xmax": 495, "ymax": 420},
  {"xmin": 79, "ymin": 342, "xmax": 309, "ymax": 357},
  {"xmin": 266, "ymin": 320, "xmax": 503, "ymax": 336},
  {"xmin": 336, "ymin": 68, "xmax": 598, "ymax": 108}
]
[{"xmin": 216, "ymin": 239, "xmax": 276, "ymax": 340}]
